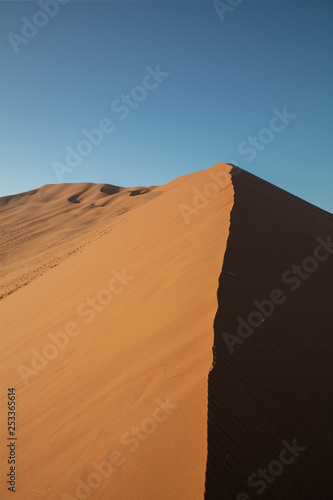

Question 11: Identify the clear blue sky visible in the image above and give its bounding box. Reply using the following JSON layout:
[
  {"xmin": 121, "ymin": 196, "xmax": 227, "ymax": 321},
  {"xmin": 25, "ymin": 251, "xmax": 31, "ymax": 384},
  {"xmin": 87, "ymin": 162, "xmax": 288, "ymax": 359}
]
[{"xmin": 1, "ymin": 0, "xmax": 332, "ymax": 213}]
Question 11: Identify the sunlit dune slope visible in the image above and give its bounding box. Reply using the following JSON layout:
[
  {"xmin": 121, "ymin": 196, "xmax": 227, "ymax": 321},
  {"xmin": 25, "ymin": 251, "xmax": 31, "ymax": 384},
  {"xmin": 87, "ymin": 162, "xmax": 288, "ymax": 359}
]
[
  {"xmin": 0, "ymin": 182, "xmax": 162, "ymax": 298},
  {"xmin": 0, "ymin": 163, "xmax": 234, "ymax": 500}
]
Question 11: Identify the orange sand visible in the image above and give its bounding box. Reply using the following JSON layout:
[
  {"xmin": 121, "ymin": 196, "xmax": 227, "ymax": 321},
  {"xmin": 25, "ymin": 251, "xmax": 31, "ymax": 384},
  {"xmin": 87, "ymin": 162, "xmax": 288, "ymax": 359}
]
[{"xmin": 0, "ymin": 163, "xmax": 234, "ymax": 499}]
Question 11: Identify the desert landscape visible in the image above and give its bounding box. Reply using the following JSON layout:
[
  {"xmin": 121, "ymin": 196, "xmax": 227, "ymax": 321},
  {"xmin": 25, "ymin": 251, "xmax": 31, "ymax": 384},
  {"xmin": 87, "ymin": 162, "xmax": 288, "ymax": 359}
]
[
  {"xmin": 0, "ymin": 162, "xmax": 332, "ymax": 499},
  {"xmin": 2, "ymin": 0, "xmax": 332, "ymax": 496},
  {"xmin": 0, "ymin": 162, "xmax": 233, "ymax": 499}
]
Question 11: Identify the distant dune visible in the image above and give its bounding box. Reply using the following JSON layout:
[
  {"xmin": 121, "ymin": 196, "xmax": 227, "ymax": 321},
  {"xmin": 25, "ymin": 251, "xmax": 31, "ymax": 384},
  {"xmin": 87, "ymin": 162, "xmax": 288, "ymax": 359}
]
[
  {"xmin": 0, "ymin": 182, "xmax": 162, "ymax": 298},
  {"xmin": 0, "ymin": 163, "xmax": 332, "ymax": 500}
]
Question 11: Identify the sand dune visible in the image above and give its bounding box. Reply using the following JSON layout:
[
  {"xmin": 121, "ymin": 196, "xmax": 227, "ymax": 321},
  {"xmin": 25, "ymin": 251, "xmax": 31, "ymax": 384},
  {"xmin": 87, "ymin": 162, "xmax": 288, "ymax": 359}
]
[
  {"xmin": 0, "ymin": 163, "xmax": 234, "ymax": 499},
  {"xmin": 0, "ymin": 182, "xmax": 162, "ymax": 298},
  {"xmin": 1, "ymin": 163, "xmax": 332, "ymax": 499},
  {"xmin": 206, "ymin": 168, "xmax": 333, "ymax": 499}
]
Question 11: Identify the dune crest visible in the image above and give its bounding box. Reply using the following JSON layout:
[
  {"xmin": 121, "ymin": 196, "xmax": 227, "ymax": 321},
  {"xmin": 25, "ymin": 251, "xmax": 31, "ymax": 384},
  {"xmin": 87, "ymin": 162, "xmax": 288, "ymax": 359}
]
[
  {"xmin": 0, "ymin": 163, "xmax": 234, "ymax": 499},
  {"xmin": 206, "ymin": 169, "xmax": 333, "ymax": 499}
]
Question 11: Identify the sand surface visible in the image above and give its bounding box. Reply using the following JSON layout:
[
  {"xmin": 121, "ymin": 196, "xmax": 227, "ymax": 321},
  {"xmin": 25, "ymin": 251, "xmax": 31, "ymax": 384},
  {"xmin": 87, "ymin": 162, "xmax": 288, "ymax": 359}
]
[
  {"xmin": 206, "ymin": 168, "xmax": 333, "ymax": 499},
  {"xmin": 1, "ymin": 164, "xmax": 332, "ymax": 500},
  {"xmin": 0, "ymin": 163, "xmax": 234, "ymax": 499}
]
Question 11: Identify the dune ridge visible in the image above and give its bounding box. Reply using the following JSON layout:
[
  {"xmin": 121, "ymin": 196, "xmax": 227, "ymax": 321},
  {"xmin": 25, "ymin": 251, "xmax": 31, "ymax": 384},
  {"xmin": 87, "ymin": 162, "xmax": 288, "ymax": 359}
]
[
  {"xmin": 1, "ymin": 163, "xmax": 331, "ymax": 499},
  {"xmin": 205, "ymin": 168, "xmax": 333, "ymax": 499},
  {"xmin": 0, "ymin": 163, "xmax": 234, "ymax": 499}
]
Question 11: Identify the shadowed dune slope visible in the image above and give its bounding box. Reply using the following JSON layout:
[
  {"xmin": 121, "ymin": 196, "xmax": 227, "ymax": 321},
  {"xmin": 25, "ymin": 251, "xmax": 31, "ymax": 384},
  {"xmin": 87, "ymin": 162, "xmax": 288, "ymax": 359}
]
[
  {"xmin": 0, "ymin": 163, "xmax": 233, "ymax": 500},
  {"xmin": 205, "ymin": 168, "xmax": 333, "ymax": 499}
]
